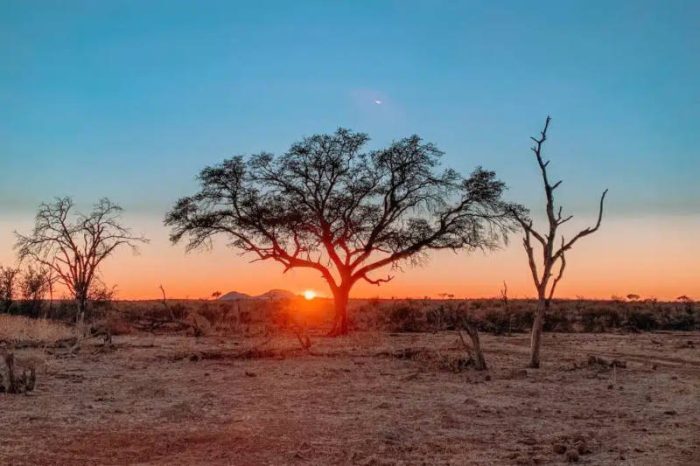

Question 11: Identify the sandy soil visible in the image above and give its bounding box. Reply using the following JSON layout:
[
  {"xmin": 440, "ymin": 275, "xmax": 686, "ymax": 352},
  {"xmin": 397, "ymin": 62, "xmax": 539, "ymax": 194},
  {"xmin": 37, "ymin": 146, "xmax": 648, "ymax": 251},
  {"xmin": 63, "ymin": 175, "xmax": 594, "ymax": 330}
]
[{"xmin": 1, "ymin": 331, "xmax": 698, "ymax": 465}]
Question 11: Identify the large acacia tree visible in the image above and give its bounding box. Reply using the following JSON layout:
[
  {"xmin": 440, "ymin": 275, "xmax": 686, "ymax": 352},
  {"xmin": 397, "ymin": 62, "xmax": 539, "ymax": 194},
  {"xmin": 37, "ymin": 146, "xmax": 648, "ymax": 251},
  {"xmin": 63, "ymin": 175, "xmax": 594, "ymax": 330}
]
[
  {"xmin": 15, "ymin": 197, "xmax": 148, "ymax": 323},
  {"xmin": 166, "ymin": 129, "xmax": 519, "ymax": 335}
]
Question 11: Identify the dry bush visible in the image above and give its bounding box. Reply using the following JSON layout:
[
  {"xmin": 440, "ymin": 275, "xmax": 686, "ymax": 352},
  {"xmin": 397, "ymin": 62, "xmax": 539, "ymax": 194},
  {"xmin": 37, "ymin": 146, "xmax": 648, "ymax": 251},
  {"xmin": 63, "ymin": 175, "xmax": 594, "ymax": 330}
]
[
  {"xmin": 0, "ymin": 315, "xmax": 77, "ymax": 344},
  {"xmin": 103, "ymin": 297, "xmax": 315, "ymax": 337},
  {"xmin": 88, "ymin": 297, "xmax": 698, "ymax": 338},
  {"xmin": 354, "ymin": 298, "xmax": 698, "ymax": 334}
]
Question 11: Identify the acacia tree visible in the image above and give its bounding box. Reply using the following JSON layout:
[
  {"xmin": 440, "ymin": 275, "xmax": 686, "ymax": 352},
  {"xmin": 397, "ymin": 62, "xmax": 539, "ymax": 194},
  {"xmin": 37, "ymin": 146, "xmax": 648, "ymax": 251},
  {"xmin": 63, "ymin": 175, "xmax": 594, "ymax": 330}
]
[
  {"xmin": 15, "ymin": 197, "xmax": 148, "ymax": 323},
  {"xmin": 511, "ymin": 117, "xmax": 608, "ymax": 368},
  {"xmin": 166, "ymin": 128, "xmax": 519, "ymax": 335}
]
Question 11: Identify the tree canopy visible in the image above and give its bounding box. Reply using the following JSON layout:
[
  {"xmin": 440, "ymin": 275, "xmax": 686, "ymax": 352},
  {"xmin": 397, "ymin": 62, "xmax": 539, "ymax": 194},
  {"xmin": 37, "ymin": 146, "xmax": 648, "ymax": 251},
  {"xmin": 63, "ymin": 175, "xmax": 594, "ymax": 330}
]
[{"xmin": 166, "ymin": 128, "xmax": 519, "ymax": 334}]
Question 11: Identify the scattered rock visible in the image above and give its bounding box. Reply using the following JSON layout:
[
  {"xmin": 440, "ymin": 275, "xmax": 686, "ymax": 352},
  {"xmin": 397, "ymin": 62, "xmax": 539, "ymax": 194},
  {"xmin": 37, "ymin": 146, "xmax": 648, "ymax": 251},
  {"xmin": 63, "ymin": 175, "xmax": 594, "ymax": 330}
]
[
  {"xmin": 553, "ymin": 443, "xmax": 567, "ymax": 454},
  {"xmin": 565, "ymin": 450, "xmax": 580, "ymax": 462},
  {"xmin": 244, "ymin": 371, "xmax": 257, "ymax": 377},
  {"xmin": 587, "ymin": 355, "xmax": 626, "ymax": 369},
  {"xmin": 507, "ymin": 369, "xmax": 528, "ymax": 379},
  {"xmin": 576, "ymin": 441, "xmax": 592, "ymax": 455}
]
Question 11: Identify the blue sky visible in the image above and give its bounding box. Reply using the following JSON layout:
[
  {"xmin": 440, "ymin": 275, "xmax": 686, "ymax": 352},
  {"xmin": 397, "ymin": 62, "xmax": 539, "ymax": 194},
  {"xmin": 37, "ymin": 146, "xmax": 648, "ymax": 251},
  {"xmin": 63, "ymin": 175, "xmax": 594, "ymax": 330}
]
[
  {"xmin": 0, "ymin": 1, "xmax": 698, "ymax": 299},
  {"xmin": 2, "ymin": 0, "xmax": 698, "ymax": 215}
]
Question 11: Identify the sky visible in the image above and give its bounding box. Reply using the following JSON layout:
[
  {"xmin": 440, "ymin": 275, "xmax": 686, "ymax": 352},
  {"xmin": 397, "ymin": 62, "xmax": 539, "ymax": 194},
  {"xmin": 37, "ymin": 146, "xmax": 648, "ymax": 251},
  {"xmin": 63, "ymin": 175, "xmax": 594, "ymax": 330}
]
[{"xmin": 1, "ymin": 0, "xmax": 698, "ymax": 300}]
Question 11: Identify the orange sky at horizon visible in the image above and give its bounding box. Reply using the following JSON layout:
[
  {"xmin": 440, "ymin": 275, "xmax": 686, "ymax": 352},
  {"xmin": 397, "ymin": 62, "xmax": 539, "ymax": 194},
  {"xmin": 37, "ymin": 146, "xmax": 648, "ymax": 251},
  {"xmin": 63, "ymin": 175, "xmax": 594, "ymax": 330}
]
[{"xmin": 0, "ymin": 212, "xmax": 698, "ymax": 301}]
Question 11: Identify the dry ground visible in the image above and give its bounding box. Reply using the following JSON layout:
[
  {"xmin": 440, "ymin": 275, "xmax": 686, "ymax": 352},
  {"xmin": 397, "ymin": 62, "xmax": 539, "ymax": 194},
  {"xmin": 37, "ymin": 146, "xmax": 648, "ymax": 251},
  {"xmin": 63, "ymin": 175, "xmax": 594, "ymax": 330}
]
[{"xmin": 1, "ymin": 331, "xmax": 698, "ymax": 465}]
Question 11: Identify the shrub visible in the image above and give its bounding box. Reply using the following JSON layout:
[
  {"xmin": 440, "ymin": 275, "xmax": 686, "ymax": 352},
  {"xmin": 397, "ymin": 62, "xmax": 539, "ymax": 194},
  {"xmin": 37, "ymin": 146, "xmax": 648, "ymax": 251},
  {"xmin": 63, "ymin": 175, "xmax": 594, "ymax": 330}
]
[
  {"xmin": 625, "ymin": 309, "xmax": 657, "ymax": 331},
  {"xmin": 387, "ymin": 304, "xmax": 425, "ymax": 332}
]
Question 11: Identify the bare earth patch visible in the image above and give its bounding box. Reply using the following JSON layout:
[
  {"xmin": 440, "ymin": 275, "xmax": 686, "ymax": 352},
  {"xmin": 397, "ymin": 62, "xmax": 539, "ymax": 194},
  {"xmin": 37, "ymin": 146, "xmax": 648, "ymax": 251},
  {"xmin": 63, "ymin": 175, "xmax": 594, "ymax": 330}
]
[{"xmin": 1, "ymin": 332, "xmax": 698, "ymax": 465}]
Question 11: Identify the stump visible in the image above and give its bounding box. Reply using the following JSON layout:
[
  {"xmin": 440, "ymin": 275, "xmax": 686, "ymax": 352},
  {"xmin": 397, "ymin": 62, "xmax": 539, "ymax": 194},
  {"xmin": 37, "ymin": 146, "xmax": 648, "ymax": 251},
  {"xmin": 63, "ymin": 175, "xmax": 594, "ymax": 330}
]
[{"xmin": 0, "ymin": 352, "xmax": 36, "ymax": 394}]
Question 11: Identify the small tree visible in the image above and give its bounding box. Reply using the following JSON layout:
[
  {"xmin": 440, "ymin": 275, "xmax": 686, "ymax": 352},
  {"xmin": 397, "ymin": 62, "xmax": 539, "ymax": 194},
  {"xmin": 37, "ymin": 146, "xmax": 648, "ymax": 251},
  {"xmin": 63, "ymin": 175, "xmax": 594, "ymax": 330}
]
[
  {"xmin": 0, "ymin": 266, "xmax": 20, "ymax": 313},
  {"xmin": 20, "ymin": 266, "xmax": 51, "ymax": 317},
  {"xmin": 166, "ymin": 128, "xmax": 518, "ymax": 335},
  {"xmin": 15, "ymin": 197, "xmax": 148, "ymax": 323},
  {"xmin": 510, "ymin": 117, "xmax": 607, "ymax": 368}
]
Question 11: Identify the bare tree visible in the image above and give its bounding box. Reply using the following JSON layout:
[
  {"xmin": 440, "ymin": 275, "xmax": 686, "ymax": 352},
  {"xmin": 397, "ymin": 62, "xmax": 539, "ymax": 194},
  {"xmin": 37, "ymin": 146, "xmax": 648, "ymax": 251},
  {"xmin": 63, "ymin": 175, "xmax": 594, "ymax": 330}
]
[
  {"xmin": 0, "ymin": 266, "xmax": 20, "ymax": 313},
  {"xmin": 500, "ymin": 281, "xmax": 512, "ymax": 336},
  {"xmin": 15, "ymin": 197, "xmax": 148, "ymax": 323},
  {"xmin": 510, "ymin": 117, "xmax": 607, "ymax": 368},
  {"xmin": 166, "ymin": 128, "xmax": 519, "ymax": 335}
]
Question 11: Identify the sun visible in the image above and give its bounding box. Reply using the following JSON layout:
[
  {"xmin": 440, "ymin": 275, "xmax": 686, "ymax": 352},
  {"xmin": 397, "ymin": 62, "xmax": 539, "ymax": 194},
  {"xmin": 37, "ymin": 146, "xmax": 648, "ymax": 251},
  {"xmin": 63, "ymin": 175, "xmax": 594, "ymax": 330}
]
[{"xmin": 303, "ymin": 289, "xmax": 317, "ymax": 300}]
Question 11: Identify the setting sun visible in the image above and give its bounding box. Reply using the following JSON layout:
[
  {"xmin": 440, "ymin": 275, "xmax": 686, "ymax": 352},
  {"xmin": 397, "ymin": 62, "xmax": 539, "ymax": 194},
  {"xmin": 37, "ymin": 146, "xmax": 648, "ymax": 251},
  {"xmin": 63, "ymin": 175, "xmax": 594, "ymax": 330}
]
[{"xmin": 303, "ymin": 289, "xmax": 317, "ymax": 300}]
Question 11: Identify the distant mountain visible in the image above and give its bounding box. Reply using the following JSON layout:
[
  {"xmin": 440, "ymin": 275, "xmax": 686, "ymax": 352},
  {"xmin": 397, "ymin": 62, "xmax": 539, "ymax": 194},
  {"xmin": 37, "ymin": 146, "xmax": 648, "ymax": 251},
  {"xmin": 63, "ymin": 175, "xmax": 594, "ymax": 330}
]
[
  {"xmin": 218, "ymin": 289, "xmax": 296, "ymax": 301},
  {"xmin": 218, "ymin": 291, "xmax": 251, "ymax": 301},
  {"xmin": 256, "ymin": 289, "xmax": 296, "ymax": 300}
]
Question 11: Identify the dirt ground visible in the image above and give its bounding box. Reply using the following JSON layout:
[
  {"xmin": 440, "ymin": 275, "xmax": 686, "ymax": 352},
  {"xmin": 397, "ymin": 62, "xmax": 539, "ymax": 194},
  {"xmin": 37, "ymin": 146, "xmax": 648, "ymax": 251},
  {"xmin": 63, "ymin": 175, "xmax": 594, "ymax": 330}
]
[{"xmin": 1, "ymin": 331, "xmax": 698, "ymax": 465}]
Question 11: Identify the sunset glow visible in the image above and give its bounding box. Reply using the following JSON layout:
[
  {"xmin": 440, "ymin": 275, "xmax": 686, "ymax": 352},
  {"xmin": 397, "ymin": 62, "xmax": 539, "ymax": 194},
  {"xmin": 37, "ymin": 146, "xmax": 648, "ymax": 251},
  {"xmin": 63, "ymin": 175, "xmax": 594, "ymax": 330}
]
[
  {"xmin": 303, "ymin": 290, "xmax": 317, "ymax": 301},
  {"xmin": 0, "ymin": 1, "xmax": 697, "ymax": 303}
]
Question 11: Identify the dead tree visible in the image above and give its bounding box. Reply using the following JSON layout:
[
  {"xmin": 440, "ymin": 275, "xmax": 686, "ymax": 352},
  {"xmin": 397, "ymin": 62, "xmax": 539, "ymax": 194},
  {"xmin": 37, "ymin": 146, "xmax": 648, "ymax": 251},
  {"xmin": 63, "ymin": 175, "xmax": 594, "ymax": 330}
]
[
  {"xmin": 511, "ymin": 117, "xmax": 607, "ymax": 368},
  {"xmin": 457, "ymin": 317, "xmax": 487, "ymax": 371},
  {"xmin": 15, "ymin": 198, "xmax": 148, "ymax": 324},
  {"xmin": 500, "ymin": 281, "xmax": 511, "ymax": 336},
  {"xmin": 166, "ymin": 128, "xmax": 519, "ymax": 335}
]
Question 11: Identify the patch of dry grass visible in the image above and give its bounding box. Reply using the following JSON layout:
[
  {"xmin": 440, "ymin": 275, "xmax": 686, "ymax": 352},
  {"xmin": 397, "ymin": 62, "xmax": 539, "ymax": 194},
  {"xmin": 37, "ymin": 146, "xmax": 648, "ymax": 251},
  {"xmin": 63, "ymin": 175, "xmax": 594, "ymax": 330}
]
[{"xmin": 0, "ymin": 314, "xmax": 77, "ymax": 343}]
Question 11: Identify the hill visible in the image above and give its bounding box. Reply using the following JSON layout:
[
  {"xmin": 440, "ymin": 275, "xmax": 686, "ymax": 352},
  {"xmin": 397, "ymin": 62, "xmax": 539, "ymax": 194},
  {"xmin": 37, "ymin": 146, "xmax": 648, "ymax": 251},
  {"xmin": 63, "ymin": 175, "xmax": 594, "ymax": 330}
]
[
  {"xmin": 218, "ymin": 291, "xmax": 251, "ymax": 301},
  {"xmin": 218, "ymin": 289, "xmax": 296, "ymax": 301},
  {"xmin": 255, "ymin": 289, "xmax": 296, "ymax": 300}
]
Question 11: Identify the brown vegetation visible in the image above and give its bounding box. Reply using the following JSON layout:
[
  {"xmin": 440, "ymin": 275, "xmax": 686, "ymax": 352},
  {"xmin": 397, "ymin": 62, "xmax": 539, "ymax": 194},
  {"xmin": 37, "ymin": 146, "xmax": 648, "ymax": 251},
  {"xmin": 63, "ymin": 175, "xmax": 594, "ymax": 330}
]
[{"xmin": 0, "ymin": 319, "xmax": 697, "ymax": 464}]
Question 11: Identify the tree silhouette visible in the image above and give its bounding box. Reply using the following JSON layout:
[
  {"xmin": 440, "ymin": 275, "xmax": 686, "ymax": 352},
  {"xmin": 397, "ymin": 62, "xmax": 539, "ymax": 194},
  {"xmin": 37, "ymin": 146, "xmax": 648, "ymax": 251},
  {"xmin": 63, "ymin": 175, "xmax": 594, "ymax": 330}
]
[
  {"xmin": 15, "ymin": 197, "xmax": 148, "ymax": 323},
  {"xmin": 510, "ymin": 117, "xmax": 607, "ymax": 368},
  {"xmin": 166, "ymin": 128, "xmax": 518, "ymax": 335},
  {"xmin": 0, "ymin": 265, "xmax": 20, "ymax": 313}
]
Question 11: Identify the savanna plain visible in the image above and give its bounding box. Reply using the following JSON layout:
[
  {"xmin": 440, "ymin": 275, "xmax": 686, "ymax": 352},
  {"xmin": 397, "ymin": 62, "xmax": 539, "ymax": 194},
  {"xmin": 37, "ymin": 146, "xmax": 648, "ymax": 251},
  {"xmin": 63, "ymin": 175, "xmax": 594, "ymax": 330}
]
[{"xmin": 1, "ymin": 298, "xmax": 698, "ymax": 466}]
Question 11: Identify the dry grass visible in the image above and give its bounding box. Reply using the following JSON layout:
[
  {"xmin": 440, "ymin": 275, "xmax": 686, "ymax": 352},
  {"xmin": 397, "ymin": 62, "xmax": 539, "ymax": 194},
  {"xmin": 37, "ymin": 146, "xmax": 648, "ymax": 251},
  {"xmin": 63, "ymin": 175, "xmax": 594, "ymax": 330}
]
[
  {"xmin": 0, "ymin": 315, "xmax": 77, "ymax": 344},
  {"xmin": 0, "ymin": 331, "xmax": 698, "ymax": 465}
]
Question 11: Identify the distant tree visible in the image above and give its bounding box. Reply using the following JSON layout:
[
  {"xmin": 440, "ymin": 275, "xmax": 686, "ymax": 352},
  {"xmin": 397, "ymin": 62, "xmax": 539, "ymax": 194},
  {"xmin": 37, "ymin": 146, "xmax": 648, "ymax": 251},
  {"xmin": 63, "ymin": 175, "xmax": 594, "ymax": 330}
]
[
  {"xmin": 0, "ymin": 265, "xmax": 20, "ymax": 313},
  {"xmin": 509, "ymin": 117, "xmax": 608, "ymax": 368},
  {"xmin": 626, "ymin": 293, "xmax": 640, "ymax": 301},
  {"xmin": 166, "ymin": 128, "xmax": 519, "ymax": 335},
  {"xmin": 15, "ymin": 197, "xmax": 148, "ymax": 323},
  {"xmin": 20, "ymin": 266, "xmax": 50, "ymax": 317},
  {"xmin": 211, "ymin": 291, "xmax": 222, "ymax": 300}
]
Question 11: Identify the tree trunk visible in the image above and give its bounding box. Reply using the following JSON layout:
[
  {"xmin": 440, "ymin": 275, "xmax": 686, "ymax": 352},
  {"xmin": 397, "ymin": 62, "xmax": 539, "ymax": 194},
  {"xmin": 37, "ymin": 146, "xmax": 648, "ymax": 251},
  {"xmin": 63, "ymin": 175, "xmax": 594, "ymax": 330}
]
[
  {"xmin": 328, "ymin": 286, "xmax": 350, "ymax": 336},
  {"xmin": 528, "ymin": 298, "xmax": 548, "ymax": 368},
  {"xmin": 459, "ymin": 322, "xmax": 487, "ymax": 371},
  {"xmin": 76, "ymin": 295, "xmax": 87, "ymax": 327}
]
